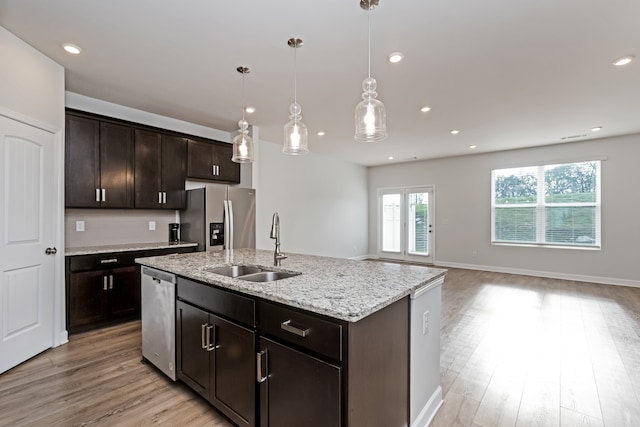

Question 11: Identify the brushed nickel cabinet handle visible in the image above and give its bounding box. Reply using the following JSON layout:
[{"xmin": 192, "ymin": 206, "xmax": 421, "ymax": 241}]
[
  {"xmin": 158, "ymin": 192, "xmax": 162, "ymax": 203},
  {"xmin": 281, "ymin": 320, "xmax": 311, "ymax": 337},
  {"xmin": 95, "ymin": 188, "xmax": 100, "ymax": 202},
  {"xmin": 100, "ymin": 259, "xmax": 118, "ymax": 264},
  {"xmin": 162, "ymin": 192, "xmax": 167, "ymax": 204},
  {"xmin": 108, "ymin": 275, "xmax": 113, "ymax": 290},
  {"xmin": 201, "ymin": 324, "xmax": 207, "ymax": 349},
  {"xmin": 101, "ymin": 189, "xmax": 106, "ymax": 202},
  {"xmin": 205, "ymin": 325, "xmax": 217, "ymax": 351},
  {"xmin": 257, "ymin": 350, "xmax": 267, "ymax": 383},
  {"xmin": 103, "ymin": 276, "xmax": 108, "ymax": 291}
]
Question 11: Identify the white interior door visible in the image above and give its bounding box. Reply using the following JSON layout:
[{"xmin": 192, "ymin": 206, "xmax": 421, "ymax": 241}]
[
  {"xmin": 0, "ymin": 115, "xmax": 56, "ymax": 374},
  {"xmin": 378, "ymin": 186, "xmax": 434, "ymax": 264}
]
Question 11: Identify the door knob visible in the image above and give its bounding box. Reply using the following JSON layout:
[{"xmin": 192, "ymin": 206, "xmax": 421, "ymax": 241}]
[{"xmin": 45, "ymin": 247, "xmax": 57, "ymax": 255}]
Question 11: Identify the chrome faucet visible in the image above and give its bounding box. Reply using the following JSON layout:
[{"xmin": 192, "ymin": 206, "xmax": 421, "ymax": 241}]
[{"xmin": 270, "ymin": 212, "xmax": 287, "ymax": 266}]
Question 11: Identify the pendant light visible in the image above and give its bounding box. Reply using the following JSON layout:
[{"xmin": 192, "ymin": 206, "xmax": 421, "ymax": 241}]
[
  {"xmin": 354, "ymin": 0, "xmax": 387, "ymax": 142},
  {"xmin": 283, "ymin": 37, "xmax": 309, "ymax": 155},
  {"xmin": 232, "ymin": 66, "xmax": 254, "ymax": 163}
]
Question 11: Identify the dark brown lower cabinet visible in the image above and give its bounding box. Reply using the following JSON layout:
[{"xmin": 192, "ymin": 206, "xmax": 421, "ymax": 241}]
[
  {"xmin": 67, "ymin": 266, "xmax": 140, "ymax": 332},
  {"xmin": 258, "ymin": 337, "xmax": 341, "ymax": 427},
  {"xmin": 177, "ymin": 300, "xmax": 256, "ymax": 427}
]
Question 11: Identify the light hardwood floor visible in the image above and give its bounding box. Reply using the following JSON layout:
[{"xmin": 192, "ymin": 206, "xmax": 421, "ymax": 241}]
[{"xmin": 1, "ymin": 268, "xmax": 639, "ymax": 426}]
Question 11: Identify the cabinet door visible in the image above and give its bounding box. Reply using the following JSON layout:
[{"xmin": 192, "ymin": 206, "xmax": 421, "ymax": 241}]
[
  {"xmin": 187, "ymin": 139, "xmax": 215, "ymax": 180},
  {"xmin": 176, "ymin": 301, "xmax": 210, "ymax": 399},
  {"xmin": 109, "ymin": 266, "xmax": 140, "ymax": 319},
  {"xmin": 68, "ymin": 270, "xmax": 109, "ymax": 330},
  {"xmin": 259, "ymin": 337, "xmax": 341, "ymax": 427},
  {"xmin": 134, "ymin": 129, "xmax": 162, "ymax": 209},
  {"xmin": 213, "ymin": 142, "xmax": 240, "ymax": 183},
  {"xmin": 100, "ymin": 122, "xmax": 134, "ymax": 208},
  {"xmin": 161, "ymin": 135, "xmax": 186, "ymax": 209},
  {"xmin": 211, "ymin": 315, "xmax": 256, "ymax": 427},
  {"xmin": 65, "ymin": 114, "xmax": 100, "ymax": 208}
]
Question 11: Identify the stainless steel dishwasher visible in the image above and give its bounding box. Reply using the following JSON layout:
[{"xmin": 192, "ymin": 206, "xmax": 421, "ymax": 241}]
[{"xmin": 141, "ymin": 266, "xmax": 177, "ymax": 380}]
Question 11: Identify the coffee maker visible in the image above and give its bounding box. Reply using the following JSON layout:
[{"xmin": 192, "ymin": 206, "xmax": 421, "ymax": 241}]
[{"xmin": 168, "ymin": 223, "xmax": 180, "ymax": 243}]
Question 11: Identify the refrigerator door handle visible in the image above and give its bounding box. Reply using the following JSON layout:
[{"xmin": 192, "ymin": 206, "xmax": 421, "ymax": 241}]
[
  {"xmin": 223, "ymin": 200, "xmax": 231, "ymax": 249},
  {"xmin": 228, "ymin": 200, "xmax": 234, "ymax": 249}
]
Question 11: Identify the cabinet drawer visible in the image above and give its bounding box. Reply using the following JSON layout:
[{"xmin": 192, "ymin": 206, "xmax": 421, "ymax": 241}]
[
  {"xmin": 177, "ymin": 277, "xmax": 255, "ymax": 327},
  {"xmin": 68, "ymin": 252, "xmax": 138, "ymax": 272},
  {"xmin": 258, "ymin": 301, "xmax": 343, "ymax": 361}
]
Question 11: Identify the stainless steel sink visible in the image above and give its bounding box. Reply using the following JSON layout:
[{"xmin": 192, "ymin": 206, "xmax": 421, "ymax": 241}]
[
  {"xmin": 205, "ymin": 265, "xmax": 264, "ymax": 277},
  {"xmin": 237, "ymin": 271, "xmax": 301, "ymax": 282},
  {"xmin": 205, "ymin": 265, "xmax": 300, "ymax": 282}
]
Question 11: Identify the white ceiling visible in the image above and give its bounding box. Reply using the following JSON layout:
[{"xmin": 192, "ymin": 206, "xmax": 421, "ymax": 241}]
[{"xmin": 1, "ymin": 0, "xmax": 639, "ymax": 166}]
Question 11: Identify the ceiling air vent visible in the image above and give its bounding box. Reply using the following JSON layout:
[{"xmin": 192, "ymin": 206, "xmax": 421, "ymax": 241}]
[{"xmin": 560, "ymin": 134, "xmax": 587, "ymax": 140}]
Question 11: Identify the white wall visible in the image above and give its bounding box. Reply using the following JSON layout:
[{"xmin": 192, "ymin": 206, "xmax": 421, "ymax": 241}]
[
  {"xmin": 256, "ymin": 140, "xmax": 369, "ymax": 259},
  {"xmin": 0, "ymin": 26, "xmax": 67, "ymax": 344},
  {"xmin": 368, "ymin": 134, "xmax": 640, "ymax": 286}
]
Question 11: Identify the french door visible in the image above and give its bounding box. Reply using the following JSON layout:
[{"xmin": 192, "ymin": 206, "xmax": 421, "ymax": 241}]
[{"xmin": 378, "ymin": 186, "xmax": 434, "ymax": 263}]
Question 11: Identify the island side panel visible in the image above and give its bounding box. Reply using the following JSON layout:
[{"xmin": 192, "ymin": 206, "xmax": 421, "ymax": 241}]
[{"xmin": 347, "ymin": 296, "xmax": 409, "ymax": 427}]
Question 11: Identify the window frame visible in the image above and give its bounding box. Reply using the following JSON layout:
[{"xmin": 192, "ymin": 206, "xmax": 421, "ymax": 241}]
[{"xmin": 491, "ymin": 160, "xmax": 601, "ymax": 249}]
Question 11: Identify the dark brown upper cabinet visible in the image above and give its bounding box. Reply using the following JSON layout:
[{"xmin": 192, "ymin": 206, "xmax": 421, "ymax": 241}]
[
  {"xmin": 187, "ymin": 138, "xmax": 240, "ymax": 183},
  {"xmin": 65, "ymin": 114, "xmax": 134, "ymax": 208},
  {"xmin": 134, "ymin": 130, "xmax": 186, "ymax": 209}
]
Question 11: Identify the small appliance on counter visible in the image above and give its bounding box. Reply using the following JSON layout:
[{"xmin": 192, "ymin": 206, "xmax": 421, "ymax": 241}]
[
  {"xmin": 180, "ymin": 184, "xmax": 256, "ymax": 251},
  {"xmin": 168, "ymin": 223, "xmax": 180, "ymax": 243}
]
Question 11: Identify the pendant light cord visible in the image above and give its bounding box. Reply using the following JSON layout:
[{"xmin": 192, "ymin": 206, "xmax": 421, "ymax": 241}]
[
  {"xmin": 241, "ymin": 72, "xmax": 246, "ymax": 122},
  {"xmin": 368, "ymin": 7, "xmax": 371, "ymax": 80},
  {"xmin": 294, "ymin": 45, "xmax": 298, "ymax": 105}
]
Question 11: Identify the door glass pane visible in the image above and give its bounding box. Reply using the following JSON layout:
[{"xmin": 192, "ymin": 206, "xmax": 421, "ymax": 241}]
[
  {"xmin": 382, "ymin": 194, "xmax": 401, "ymax": 252},
  {"xmin": 408, "ymin": 192, "xmax": 429, "ymax": 255}
]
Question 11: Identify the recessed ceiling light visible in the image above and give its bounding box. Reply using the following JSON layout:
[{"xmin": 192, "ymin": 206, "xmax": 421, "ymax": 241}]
[
  {"xmin": 388, "ymin": 52, "xmax": 404, "ymax": 63},
  {"xmin": 420, "ymin": 106, "xmax": 431, "ymax": 113},
  {"xmin": 469, "ymin": 145, "xmax": 477, "ymax": 149},
  {"xmin": 591, "ymin": 126, "xmax": 602, "ymax": 132},
  {"xmin": 245, "ymin": 106, "xmax": 255, "ymax": 114},
  {"xmin": 450, "ymin": 129, "xmax": 460, "ymax": 135},
  {"xmin": 62, "ymin": 43, "xmax": 81, "ymax": 55},
  {"xmin": 388, "ymin": 156, "xmax": 394, "ymax": 160},
  {"xmin": 613, "ymin": 55, "xmax": 634, "ymax": 66},
  {"xmin": 316, "ymin": 131, "xmax": 325, "ymax": 136}
]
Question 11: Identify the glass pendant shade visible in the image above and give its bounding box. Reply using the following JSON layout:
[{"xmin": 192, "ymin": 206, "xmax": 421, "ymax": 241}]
[
  {"xmin": 232, "ymin": 66, "xmax": 254, "ymax": 163},
  {"xmin": 232, "ymin": 119, "xmax": 254, "ymax": 163},
  {"xmin": 355, "ymin": 77, "xmax": 387, "ymax": 142},
  {"xmin": 283, "ymin": 102, "xmax": 308, "ymax": 155},
  {"xmin": 355, "ymin": 0, "xmax": 388, "ymax": 142}
]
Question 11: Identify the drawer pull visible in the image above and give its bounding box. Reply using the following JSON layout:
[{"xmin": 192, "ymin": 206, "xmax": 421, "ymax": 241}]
[
  {"xmin": 100, "ymin": 259, "xmax": 118, "ymax": 264},
  {"xmin": 281, "ymin": 320, "xmax": 311, "ymax": 337}
]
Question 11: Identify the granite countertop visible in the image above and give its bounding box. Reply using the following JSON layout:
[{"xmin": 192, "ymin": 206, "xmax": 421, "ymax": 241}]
[
  {"xmin": 66, "ymin": 241, "xmax": 198, "ymax": 256},
  {"xmin": 136, "ymin": 249, "xmax": 447, "ymax": 322}
]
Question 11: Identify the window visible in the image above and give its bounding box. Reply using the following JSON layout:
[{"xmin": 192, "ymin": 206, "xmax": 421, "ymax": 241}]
[{"xmin": 491, "ymin": 160, "xmax": 601, "ymax": 248}]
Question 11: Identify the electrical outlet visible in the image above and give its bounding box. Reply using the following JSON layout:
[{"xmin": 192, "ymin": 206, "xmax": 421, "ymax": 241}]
[
  {"xmin": 422, "ymin": 311, "xmax": 430, "ymax": 335},
  {"xmin": 148, "ymin": 221, "xmax": 156, "ymax": 231},
  {"xmin": 75, "ymin": 221, "xmax": 85, "ymax": 232}
]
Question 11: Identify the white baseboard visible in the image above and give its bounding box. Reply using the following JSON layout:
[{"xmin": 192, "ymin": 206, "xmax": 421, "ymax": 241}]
[
  {"xmin": 54, "ymin": 330, "xmax": 69, "ymax": 347},
  {"xmin": 434, "ymin": 260, "xmax": 640, "ymax": 288},
  {"xmin": 411, "ymin": 386, "xmax": 443, "ymax": 427}
]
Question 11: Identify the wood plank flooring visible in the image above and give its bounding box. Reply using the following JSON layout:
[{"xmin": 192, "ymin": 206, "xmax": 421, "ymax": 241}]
[{"xmin": 1, "ymin": 268, "xmax": 639, "ymax": 426}]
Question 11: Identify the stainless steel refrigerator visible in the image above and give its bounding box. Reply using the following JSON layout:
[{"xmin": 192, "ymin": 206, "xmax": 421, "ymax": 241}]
[{"xmin": 180, "ymin": 185, "xmax": 256, "ymax": 251}]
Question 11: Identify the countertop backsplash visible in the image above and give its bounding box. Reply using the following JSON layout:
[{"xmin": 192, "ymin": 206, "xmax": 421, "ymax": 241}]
[{"xmin": 65, "ymin": 209, "xmax": 180, "ymax": 248}]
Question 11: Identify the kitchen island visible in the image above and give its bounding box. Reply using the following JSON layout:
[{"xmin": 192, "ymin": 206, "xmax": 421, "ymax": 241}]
[{"xmin": 136, "ymin": 249, "xmax": 446, "ymax": 427}]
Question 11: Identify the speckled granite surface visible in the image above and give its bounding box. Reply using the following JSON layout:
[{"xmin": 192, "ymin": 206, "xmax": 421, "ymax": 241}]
[
  {"xmin": 66, "ymin": 241, "xmax": 198, "ymax": 256},
  {"xmin": 136, "ymin": 249, "xmax": 447, "ymax": 322}
]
